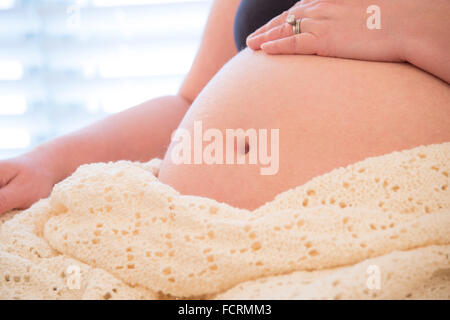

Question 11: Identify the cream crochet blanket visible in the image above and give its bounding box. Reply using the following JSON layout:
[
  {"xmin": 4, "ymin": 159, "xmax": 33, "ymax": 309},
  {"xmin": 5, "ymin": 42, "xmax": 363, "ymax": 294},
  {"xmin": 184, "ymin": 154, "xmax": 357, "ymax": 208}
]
[{"xmin": 1, "ymin": 143, "xmax": 449, "ymax": 300}]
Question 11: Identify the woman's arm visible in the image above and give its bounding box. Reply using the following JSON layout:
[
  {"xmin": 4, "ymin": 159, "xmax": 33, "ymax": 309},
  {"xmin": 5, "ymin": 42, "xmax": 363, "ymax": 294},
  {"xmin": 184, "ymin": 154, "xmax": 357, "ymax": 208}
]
[
  {"xmin": 35, "ymin": 96, "xmax": 191, "ymax": 183},
  {"xmin": 400, "ymin": 0, "xmax": 450, "ymax": 83},
  {"xmin": 0, "ymin": 0, "xmax": 241, "ymax": 214},
  {"xmin": 179, "ymin": 0, "xmax": 240, "ymax": 103}
]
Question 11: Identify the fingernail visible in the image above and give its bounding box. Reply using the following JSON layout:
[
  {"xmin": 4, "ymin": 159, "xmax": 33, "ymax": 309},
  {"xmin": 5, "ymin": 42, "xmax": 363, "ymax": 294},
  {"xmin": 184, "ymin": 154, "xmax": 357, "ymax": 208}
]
[{"xmin": 246, "ymin": 36, "xmax": 256, "ymax": 48}]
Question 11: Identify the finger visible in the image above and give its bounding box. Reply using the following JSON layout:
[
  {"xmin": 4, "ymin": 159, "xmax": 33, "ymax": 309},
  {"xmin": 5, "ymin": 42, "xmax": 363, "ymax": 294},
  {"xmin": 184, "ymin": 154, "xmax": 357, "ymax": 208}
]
[
  {"xmin": 260, "ymin": 32, "xmax": 319, "ymax": 55},
  {"xmin": 248, "ymin": 17, "xmax": 317, "ymax": 50},
  {"xmin": 247, "ymin": 23, "xmax": 293, "ymax": 50}
]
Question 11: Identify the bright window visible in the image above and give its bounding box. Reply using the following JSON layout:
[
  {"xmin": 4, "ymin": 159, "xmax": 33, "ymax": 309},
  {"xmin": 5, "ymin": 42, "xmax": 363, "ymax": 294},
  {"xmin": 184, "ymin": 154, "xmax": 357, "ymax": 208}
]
[{"xmin": 0, "ymin": 0, "xmax": 212, "ymax": 159}]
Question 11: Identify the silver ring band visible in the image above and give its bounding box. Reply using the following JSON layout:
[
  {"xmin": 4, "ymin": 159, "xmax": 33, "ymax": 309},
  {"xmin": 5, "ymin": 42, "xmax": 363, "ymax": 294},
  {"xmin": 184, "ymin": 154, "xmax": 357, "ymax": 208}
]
[{"xmin": 293, "ymin": 18, "xmax": 302, "ymax": 35}]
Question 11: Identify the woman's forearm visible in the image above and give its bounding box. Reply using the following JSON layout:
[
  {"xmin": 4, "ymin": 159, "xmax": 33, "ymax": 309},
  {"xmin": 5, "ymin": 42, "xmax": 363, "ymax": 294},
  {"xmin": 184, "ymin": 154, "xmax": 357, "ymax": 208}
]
[
  {"xmin": 399, "ymin": 0, "xmax": 450, "ymax": 83},
  {"xmin": 404, "ymin": 40, "xmax": 450, "ymax": 84},
  {"xmin": 31, "ymin": 95, "xmax": 191, "ymax": 184}
]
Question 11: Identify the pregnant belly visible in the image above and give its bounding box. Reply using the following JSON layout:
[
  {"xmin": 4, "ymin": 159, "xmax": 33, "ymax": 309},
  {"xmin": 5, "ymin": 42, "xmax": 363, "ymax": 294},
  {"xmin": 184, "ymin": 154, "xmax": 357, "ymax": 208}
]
[{"xmin": 159, "ymin": 48, "xmax": 450, "ymax": 210}]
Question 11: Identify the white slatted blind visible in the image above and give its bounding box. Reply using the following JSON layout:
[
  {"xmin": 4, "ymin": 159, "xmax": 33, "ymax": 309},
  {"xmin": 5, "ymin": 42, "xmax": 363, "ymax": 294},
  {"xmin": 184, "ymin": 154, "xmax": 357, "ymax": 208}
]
[{"xmin": 0, "ymin": 0, "xmax": 212, "ymax": 159}]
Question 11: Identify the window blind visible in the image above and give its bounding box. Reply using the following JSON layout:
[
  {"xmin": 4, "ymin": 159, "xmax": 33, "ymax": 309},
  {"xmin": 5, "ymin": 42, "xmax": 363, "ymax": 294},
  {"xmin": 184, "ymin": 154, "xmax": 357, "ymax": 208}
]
[{"xmin": 0, "ymin": 0, "xmax": 212, "ymax": 159}]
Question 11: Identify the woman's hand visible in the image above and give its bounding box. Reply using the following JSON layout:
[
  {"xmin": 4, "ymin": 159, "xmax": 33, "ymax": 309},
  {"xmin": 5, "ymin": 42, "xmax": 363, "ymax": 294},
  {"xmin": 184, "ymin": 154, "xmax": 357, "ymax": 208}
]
[
  {"xmin": 0, "ymin": 151, "xmax": 57, "ymax": 214},
  {"xmin": 246, "ymin": 0, "xmax": 404, "ymax": 62},
  {"xmin": 247, "ymin": 0, "xmax": 450, "ymax": 83}
]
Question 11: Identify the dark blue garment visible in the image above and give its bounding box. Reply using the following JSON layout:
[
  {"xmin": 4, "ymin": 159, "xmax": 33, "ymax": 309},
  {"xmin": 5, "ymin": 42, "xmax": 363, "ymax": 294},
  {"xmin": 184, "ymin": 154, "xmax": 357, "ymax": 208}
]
[{"xmin": 234, "ymin": 0, "xmax": 298, "ymax": 51}]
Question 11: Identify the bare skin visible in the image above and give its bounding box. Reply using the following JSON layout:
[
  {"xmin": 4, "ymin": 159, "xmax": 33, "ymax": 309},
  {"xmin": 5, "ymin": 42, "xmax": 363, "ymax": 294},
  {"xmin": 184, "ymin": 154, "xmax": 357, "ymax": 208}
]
[
  {"xmin": 0, "ymin": 0, "xmax": 448, "ymax": 213},
  {"xmin": 158, "ymin": 49, "xmax": 450, "ymax": 209},
  {"xmin": 247, "ymin": 0, "xmax": 450, "ymax": 83}
]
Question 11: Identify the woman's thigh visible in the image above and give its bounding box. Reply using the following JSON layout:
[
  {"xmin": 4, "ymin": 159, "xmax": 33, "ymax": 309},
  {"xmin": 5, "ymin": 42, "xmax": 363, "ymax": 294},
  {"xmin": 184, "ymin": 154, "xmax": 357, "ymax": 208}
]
[{"xmin": 159, "ymin": 50, "xmax": 450, "ymax": 209}]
